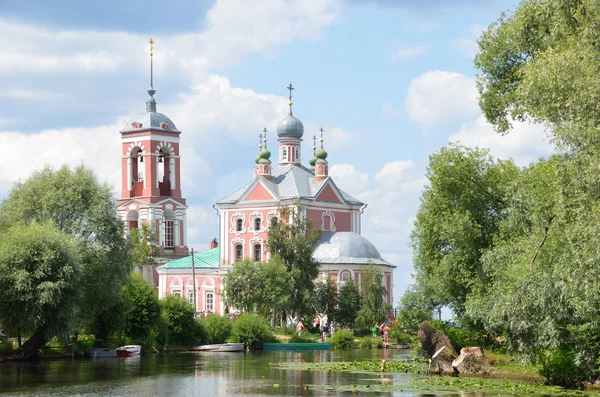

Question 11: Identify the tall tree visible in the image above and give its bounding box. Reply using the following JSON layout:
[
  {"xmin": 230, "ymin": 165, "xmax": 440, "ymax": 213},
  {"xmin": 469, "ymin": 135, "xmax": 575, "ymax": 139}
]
[
  {"xmin": 223, "ymin": 259, "xmax": 261, "ymax": 313},
  {"xmin": 0, "ymin": 165, "xmax": 131, "ymax": 348},
  {"xmin": 355, "ymin": 264, "xmax": 388, "ymax": 330},
  {"xmin": 337, "ymin": 279, "xmax": 361, "ymax": 328},
  {"xmin": 314, "ymin": 277, "xmax": 338, "ymax": 323},
  {"xmin": 411, "ymin": 144, "xmax": 519, "ymax": 314},
  {"xmin": 266, "ymin": 205, "xmax": 321, "ymax": 318},
  {"xmin": 122, "ymin": 273, "xmax": 161, "ymax": 343},
  {"xmin": 476, "ymin": 0, "xmax": 600, "ymax": 151},
  {"xmin": 0, "ymin": 222, "xmax": 81, "ymax": 358}
]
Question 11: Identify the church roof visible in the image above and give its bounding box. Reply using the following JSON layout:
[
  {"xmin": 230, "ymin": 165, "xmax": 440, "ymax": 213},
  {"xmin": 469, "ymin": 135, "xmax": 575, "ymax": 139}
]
[
  {"xmin": 120, "ymin": 111, "xmax": 181, "ymax": 134},
  {"xmin": 216, "ymin": 164, "xmax": 363, "ymax": 205},
  {"xmin": 157, "ymin": 247, "xmax": 220, "ymax": 269},
  {"xmin": 312, "ymin": 232, "xmax": 394, "ymax": 267}
]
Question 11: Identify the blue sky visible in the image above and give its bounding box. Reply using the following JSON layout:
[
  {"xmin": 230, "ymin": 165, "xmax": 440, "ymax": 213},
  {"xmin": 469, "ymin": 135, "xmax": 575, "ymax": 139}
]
[{"xmin": 0, "ymin": 0, "xmax": 553, "ymax": 304}]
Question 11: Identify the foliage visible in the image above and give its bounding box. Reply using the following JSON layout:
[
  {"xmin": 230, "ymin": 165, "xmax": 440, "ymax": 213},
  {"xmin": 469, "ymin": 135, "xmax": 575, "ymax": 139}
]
[
  {"xmin": 223, "ymin": 259, "xmax": 260, "ymax": 313},
  {"xmin": 332, "ymin": 329, "xmax": 354, "ymax": 350},
  {"xmin": 475, "ymin": 0, "xmax": 600, "ymax": 151},
  {"xmin": 337, "ymin": 279, "xmax": 361, "ymax": 328},
  {"xmin": 354, "ymin": 264, "xmax": 388, "ymax": 331},
  {"xmin": 0, "ymin": 222, "xmax": 81, "ymax": 352},
  {"xmin": 121, "ymin": 273, "xmax": 161, "ymax": 342},
  {"xmin": 313, "ymin": 277, "xmax": 337, "ymax": 323},
  {"xmin": 411, "ymin": 144, "xmax": 519, "ymax": 314},
  {"xmin": 356, "ymin": 336, "xmax": 382, "ymax": 349},
  {"xmin": 0, "ymin": 165, "xmax": 131, "ymax": 347},
  {"xmin": 289, "ymin": 334, "xmax": 314, "ymax": 343},
  {"xmin": 396, "ymin": 285, "xmax": 434, "ymax": 329},
  {"xmin": 200, "ymin": 314, "xmax": 232, "ymax": 344},
  {"xmin": 231, "ymin": 313, "xmax": 273, "ymax": 351},
  {"xmin": 129, "ymin": 222, "xmax": 160, "ymax": 267},
  {"xmin": 538, "ymin": 350, "xmax": 588, "ymax": 388},
  {"xmin": 266, "ymin": 205, "xmax": 321, "ymax": 317},
  {"xmin": 389, "ymin": 326, "xmax": 413, "ymax": 344},
  {"xmin": 160, "ymin": 295, "xmax": 202, "ymax": 347}
]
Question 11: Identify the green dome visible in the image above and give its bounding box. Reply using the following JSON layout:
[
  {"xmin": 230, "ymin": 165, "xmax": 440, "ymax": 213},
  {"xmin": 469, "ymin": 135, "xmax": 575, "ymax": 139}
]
[
  {"xmin": 259, "ymin": 147, "xmax": 271, "ymax": 161},
  {"xmin": 315, "ymin": 148, "xmax": 328, "ymax": 160},
  {"xmin": 255, "ymin": 154, "xmax": 261, "ymax": 164},
  {"xmin": 316, "ymin": 158, "xmax": 328, "ymax": 165},
  {"xmin": 309, "ymin": 153, "xmax": 318, "ymax": 166},
  {"xmin": 259, "ymin": 158, "xmax": 271, "ymax": 164}
]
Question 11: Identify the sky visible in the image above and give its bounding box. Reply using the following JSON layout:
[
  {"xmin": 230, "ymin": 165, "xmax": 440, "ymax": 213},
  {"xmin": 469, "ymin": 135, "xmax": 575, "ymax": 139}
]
[{"xmin": 0, "ymin": 0, "xmax": 554, "ymax": 305}]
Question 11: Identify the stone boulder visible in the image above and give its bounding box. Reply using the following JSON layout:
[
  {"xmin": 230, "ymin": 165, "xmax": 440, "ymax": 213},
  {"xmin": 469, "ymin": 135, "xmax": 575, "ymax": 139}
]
[{"xmin": 418, "ymin": 322, "xmax": 458, "ymax": 373}]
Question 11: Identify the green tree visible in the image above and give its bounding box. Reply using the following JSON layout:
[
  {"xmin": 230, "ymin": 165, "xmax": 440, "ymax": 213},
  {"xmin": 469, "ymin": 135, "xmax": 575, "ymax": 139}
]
[
  {"xmin": 337, "ymin": 279, "xmax": 361, "ymax": 328},
  {"xmin": 200, "ymin": 314, "xmax": 232, "ymax": 344},
  {"xmin": 411, "ymin": 144, "xmax": 519, "ymax": 314},
  {"xmin": 266, "ymin": 205, "xmax": 321, "ymax": 318},
  {"xmin": 0, "ymin": 222, "xmax": 81, "ymax": 358},
  {"xmin": 160, "ymin": 295, "xmax": 201, "ymax": 347},
  {"xmin": 0, "ymin": 165, "xmax": 131, "ymax": 353},
  {"xmin": 122, "ymin": 273, "xmax": 161, "ymax": 343},
  {"xmin": 355, "ymin": 265, "xmax": 388, "ymax": 331},
  {"xmin": 256, "ymin": 257, "xmax": 291, "ymax": 326},
  {"xmin": 476, "ymin": 0, "xmax": 600, "ymax": 151},
  {"xmin": 396, "ymin": 285, "xmax": 434, "ymax": 329},
  {"xmin": 223, "ymin": 259, "xmax": 261, "ymax": 313},
  {"xmin": 314, "ymin": 277, "xmax": 338, "ymax": 324}
]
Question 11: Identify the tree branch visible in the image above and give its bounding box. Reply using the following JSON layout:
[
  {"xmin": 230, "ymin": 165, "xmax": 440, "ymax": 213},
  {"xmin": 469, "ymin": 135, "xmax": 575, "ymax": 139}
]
[{"xmin": 530, "ymin": 216, "xmax": 555, "ymax": 274}]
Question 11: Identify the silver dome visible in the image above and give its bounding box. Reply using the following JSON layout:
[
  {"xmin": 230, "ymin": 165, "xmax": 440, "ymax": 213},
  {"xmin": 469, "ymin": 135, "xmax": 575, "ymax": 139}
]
[
  {"xmin": 277, "ymin": 114, "xmax": 304, "ymax": 139},
  {"xmin": 312, "ymin": 232, "xmax": 392, "ymax": 266},
  {"xmin": 120, "ymin": 111, "xmax": 181, "ymax": 134}
]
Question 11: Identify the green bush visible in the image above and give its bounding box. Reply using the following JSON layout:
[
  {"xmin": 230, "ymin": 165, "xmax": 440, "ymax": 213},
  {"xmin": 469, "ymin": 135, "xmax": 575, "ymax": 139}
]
[
  {"xmin": 0, "ymin": 341, "xmax": 14, "ymax": 355},
  {"xmin": 538, "ymin": 349, "xmax": 588, "ymax": 387},
  {"xmin": 122, "ymin": 273, "xmax": 161, "ymax": 342},
  {"xmin": 200, "ymin": 314, "xmax": 231, "ymax": 344},
  {"xmin": 389, "ymin": 326, "xmax": 413, "ymax": 344},
  {"xmin": 289, "ymin": 334, "xmax": 314, "ymax": 343},
  {"xmin": 231, "ymin": 313, "xmax": 273, "ymax": 351},
  {"xmin": 160, "ymin": 295, "xmax": 203, "ymax": 347},
  {"xmin": 332, "ymin": 329, "xmax": 354, "ymax": 350}
]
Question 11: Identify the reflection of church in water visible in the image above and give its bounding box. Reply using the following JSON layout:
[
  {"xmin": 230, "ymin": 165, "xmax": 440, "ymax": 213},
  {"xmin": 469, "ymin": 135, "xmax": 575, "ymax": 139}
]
[{"xmin": 116, "ymin": 43, "xmax": 395, "ymax": 314}]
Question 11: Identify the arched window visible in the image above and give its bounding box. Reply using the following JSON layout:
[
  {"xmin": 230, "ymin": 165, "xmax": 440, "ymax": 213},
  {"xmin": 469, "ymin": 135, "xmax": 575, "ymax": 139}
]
[
  {"xmin": 270, "ymin": 216, "xmax": 278, "ymax": 227},
  {"xmin": 206, "ymin": 293, "xmax": 214, "ymax": 311},
  {"xmin": 254, "ymin": 217, "xmax": 261, "ymax": 231},
  {"xmin": 295, "ymin": 147, "xmax": 299, "ymax": 162},
  {"xmin": 163, "ymin": 209, "xmax": 175, "ymax": 248},
  {"xmin": 282, "ymin": 147, "xmax": 288, "ymax": 161},
  {"xmin": 188, "ymin": 291, "xmax": 195, "ymax": 305},
  {"xmin": 253, "ymin": 244, "xmax": 261, "ymax": 262},
  {"xmin": 236, "ymin": 218, "xmax": 243, "ymax": 232},
  {"xmin": 235, "ymin": 244, "xmax": 243, "ymax": 261},
  {"xmin": 173, "ymin": 291, "xmax": 181, "ymax": 298}
]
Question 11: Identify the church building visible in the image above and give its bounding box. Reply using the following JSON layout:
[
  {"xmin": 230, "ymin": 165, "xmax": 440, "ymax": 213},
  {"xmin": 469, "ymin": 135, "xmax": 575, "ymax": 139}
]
[{"xmin": 118, "ymin": 40, "xmax": 394, "ymax": 314}]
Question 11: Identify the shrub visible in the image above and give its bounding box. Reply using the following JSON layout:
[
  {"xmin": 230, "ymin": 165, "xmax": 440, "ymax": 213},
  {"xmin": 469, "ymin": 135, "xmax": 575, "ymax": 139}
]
[
  {"xmin": 332, "ymin": 329, "xmax": 354, "ymax": 350},
  {"xmin": 231, "ymin": 313, "xmax": 273, "ymax": 351},
  {"xmin": 538, "ymin": 349, "xmax": 588, "ymax": 387},
  {"xmin": 160, "ymin": 295, "xmax": 202, "ymax": 347},
  {"xmin": 358, "ymin": 337, "xmax": 373, "ymax": 349},
  {"xmin": 289, "ymin": 334, "xmax": 313, "ymax": 343},
  {"xmin": 122, "ymin": 273, "xmax": 161, "ymax": 342},
  {"xmin": 389, "ymin": 326, "xmax": 413, "ymax": 344},
  {"xmin": 200, "ymin": 314, "xmax": 231, "ymax": 344}
]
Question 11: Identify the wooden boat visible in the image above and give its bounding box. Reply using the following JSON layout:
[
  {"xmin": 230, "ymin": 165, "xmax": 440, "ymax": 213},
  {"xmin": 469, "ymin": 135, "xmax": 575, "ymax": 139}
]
[
  {"xmin": 262, "ymin": 342, "xmax": 333, "ymax": 351},
  {"xmin": 191, "ymin": 343, "xmax": 245, "ymax": 352},
  {"xmin": 116, "ymin": 345, "xmax": 142, "ymax": 358},
  {"xmin": 84, "ymin": 347, "xmax": 117, "ymax": 358}
]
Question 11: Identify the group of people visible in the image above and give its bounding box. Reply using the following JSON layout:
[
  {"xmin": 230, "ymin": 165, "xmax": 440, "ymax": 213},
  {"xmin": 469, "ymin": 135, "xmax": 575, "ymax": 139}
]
[
  {"xmin": 373, "ymin": 322, "xmax": 390, "ymax": 343},
  {"xmin": 295, "ymin": 319, "xmax": 335, "ymax": 342}
]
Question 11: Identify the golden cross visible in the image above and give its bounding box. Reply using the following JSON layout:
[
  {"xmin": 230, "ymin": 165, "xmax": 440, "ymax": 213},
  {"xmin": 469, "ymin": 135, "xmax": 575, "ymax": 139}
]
[{"xmin": 149, "ymin": 38, "xmax": 155, "ymax": 57}]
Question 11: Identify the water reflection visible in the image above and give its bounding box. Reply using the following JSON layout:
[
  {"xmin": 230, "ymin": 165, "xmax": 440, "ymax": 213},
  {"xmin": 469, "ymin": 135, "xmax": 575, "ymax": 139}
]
[{"xmin": 0, "ymin": 350, "xmax": 491, "ymax": 397}]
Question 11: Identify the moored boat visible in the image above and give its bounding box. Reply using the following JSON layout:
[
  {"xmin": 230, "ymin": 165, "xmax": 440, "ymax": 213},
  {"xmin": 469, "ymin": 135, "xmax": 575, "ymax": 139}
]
[
  {"xmin": 191, "ymin": 343, "xmax": 245, "ymax": 352},
  {"xmin": 116, "ymin": 345, "xmax": 142, "ymax": 358},
  {"xmin": 262, "ymin": 342, "xmax": 333, "ymax": 351},
  {"xmin": 84, "ymin": 347, "xmax": 117, "ymax": 358}
]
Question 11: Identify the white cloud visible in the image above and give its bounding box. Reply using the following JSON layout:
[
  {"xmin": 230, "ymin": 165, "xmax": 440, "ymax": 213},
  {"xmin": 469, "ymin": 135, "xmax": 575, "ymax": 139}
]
[
  {"xmin": 0, "ymin": 88, "xmax": 63, "ymax": 100},
  {"xmin": 404, "ymin": 70, "xmax": 479, "ymax": 128},
  {"xmin": 449, "ymin": 115, "xmax": 553, "ymax": 167},
  {"xmin": 451, "ymin": 24, "xmax": 485, "ymax": 58},
  {"xmin": 392, "ymin": 41, "xmax": 428, "ymax": 62},
  {"xmin": 375, "ymin": 160, "xmax": 426, "ymax": 193},
  {"xmin": 186, "ymin": 205, "xmax": 220, "ymax": 251},
  {"xmin": 329, "ymin": 164, "xmax": 369, "ymax": 194}
]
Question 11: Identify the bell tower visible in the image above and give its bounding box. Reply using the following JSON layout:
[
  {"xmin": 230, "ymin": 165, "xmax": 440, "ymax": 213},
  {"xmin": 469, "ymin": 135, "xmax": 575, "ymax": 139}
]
[{"xmin": 116, "ymin": 38, "xmax": 189, "ymax": 272}]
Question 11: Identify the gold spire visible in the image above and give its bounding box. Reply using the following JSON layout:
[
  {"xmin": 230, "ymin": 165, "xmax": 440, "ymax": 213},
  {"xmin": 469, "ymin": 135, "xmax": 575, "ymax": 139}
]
[
  {"xmin": 259, "ymin": 133, "xmax": 263, "ymax": 150},
  {"xmin": 320, "ymin": 127, "xmax": 324, "ymax": 148},
  {"xmin": 313, "ymin": 135, "xmax": 317, "ymax": 153},
  {"xmin": 149, "ymin": 38, "xmax": 155, "ymax": 57},
  {"xmin": 287, "ymin": 83, "xmax": 294, "ymax": 114},
  {"xmin": 263, "ymin": 127, "xmax": 268, "ymax": 148}
]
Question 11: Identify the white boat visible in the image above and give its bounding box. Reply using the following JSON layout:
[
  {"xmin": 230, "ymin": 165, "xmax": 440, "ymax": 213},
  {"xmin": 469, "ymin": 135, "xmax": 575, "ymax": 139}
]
[
  {"xmin": 84, "ymin": 347, "xmax": 117, "ymax": 358},
  {"xmin": 191, "ymin": 343, "xmax": 245, "ymax": 352},
  {"xmin": 116, "ymin": 345, "xmax": 142, "ymax": 358}
]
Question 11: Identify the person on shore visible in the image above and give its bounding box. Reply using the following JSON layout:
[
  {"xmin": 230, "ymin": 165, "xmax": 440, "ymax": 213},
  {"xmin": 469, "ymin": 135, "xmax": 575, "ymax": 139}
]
[
  {"xmin": 378, "ymin": 323, "xmax": 385, "ymax": 340},
  {"xmin": 372, "ymin": 323, "xmax": 379, "ymax": 339},
  {"xmin": 330, "ymin": 323, "xmax": 335, "ymax": 337},
  {"xmin": 321, "ymin": 323, "xmax": 329, "ymax": 342},
  {"xmin": 296, "ymin": 321, "xmax": 304, "ymax": 336},
  {"xmin": 383, "ymin": 323, "xmax": 390, "ymax": 343}
]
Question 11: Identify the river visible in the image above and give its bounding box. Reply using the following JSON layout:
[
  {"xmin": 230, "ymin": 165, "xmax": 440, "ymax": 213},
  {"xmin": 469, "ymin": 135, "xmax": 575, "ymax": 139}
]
[{"xmin": 0, "ymin": 349, "xmax": 556, "ymax": 396}]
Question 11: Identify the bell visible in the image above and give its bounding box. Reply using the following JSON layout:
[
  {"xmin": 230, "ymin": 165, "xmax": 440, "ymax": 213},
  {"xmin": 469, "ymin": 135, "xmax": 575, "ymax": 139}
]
[
  {"xmin": 138, "ymin": 154, "xmax": 144, "ymax": 163},
  {"xmin": 158, "ymin": 155, "xmax": 163, "ymax": 163}
]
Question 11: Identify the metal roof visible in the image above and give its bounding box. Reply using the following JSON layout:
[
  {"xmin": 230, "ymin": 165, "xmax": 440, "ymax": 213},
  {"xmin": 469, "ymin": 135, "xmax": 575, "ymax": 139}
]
[
  {"xmin": 157, "ymin": 247, "xmax": 220, "ymax": 269},
  {"xmin": 216, "ymin": 164, "xmax": 363, "ymax": 205},
  {"xmin": 312, "ymin": 232, "xmax": 394, "ymax": 266},
  {"xmin": 120, "ymin": 111, "xmax": 181, "ymax": 134}
]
